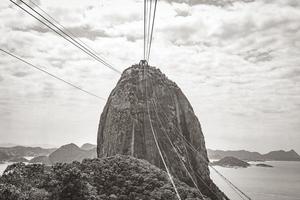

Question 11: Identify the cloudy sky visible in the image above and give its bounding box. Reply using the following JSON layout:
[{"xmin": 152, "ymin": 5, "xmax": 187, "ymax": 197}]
[{"xmin": 0, "ymin": 0, "xmax": 299, "ymax": 153}]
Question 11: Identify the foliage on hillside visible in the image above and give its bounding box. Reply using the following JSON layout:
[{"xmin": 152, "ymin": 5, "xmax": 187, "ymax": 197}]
[{"xmin": 0, "ymin": 155, "xmax": 206, "ymax": 200}]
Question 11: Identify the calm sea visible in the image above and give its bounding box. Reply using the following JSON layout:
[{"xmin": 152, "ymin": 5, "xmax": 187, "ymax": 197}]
[
  {"xmin": 0, "ymin": 163, "xmax": 10, "ymax": 175},
  {"xmin": 0, "ymin": 161, "xmax": 299, "ymax": 199},
  {"xmin": 210, "ymin": 161, "xmax": 300, "ymax": 200}
]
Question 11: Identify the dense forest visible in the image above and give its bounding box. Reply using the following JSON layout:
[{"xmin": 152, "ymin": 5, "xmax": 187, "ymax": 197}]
[{"xmin": 0, "ymin": 155, "xmax": 205, "ymax": 200}]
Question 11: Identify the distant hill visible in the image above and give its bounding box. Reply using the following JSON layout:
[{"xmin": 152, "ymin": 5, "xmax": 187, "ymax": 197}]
[
  {"xmin": 49, "ymin": 143, "xmax": 96, "ymax": 164},
  {"xmin": 0, "ymin": 146, "xmax": 56, "ymax": 160},
  {"xmin": 28, "ymin": 143, "xmax": 96, "ymax": 165},
  {"xmin": 29, "ymin": 156, "xmax": 52, "ymax": 165},
  {"xmin": 263, "ymin": 150, "xmax": 300, "ymax": 161},
  {"xmin": 80, "ymin": 143, "xmax": 96, "ymax": 150},
  {"xmin": 0, "ymin": 144, "xmax": 97, "ymax": 164},
  {"xmin": 208, "ymin": 149, "xmax": 263, "ymax": 161},
  {"xmin": 8, "ymin": 157, "xmax": 28, "ymax": 163},
  {"xmin": 208, "ymin": 149, "xmax": 300, "ymax": 161},
  {"xmin": 30, "ymin": 144, "xmax": 58, "ymax": 149},
  {"xmin": 2, "ymin": 144, "xmax": 299, "ymax": 163},
  {"xmin": 212, "ymin": 156, "xmax": 250, "ymax": 168},
  {"xmin": 0, "ymin": 151, "xmax": 10, "ymax": 161}
]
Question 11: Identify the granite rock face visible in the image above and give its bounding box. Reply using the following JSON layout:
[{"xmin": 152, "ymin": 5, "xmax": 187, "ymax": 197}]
[{"xmin": 97, "ymin": 64, "xmax": 228, "ymax": 200}]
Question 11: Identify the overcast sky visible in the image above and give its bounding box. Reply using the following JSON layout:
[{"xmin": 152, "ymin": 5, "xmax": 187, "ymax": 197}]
[{"xmin": 0, "ymin": 0, "xmax": 299, "ymax": 153}]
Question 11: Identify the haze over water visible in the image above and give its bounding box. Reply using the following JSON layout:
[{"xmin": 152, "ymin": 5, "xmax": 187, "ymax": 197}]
[{"xmin": 210, "ymin": 161, "xmax": 300, "ymax": 200}]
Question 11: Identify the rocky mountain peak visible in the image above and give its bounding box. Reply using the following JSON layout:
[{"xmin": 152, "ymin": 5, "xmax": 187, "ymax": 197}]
[
  {"xmin": 289, "ymin": 149, "xmax": 297, "ymax": 154},
  {"xmin": 97, "ymin": 64, "xmax": 228, "ymax": 199}
]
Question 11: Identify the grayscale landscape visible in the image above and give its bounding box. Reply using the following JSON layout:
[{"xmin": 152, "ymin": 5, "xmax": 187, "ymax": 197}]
[{"xmin": 0, "ymin": 0, "xmax": 299, "ymax": 200}]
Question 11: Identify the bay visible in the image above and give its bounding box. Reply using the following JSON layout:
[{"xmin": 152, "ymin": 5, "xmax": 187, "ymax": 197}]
[{"xmin": 210, "ymin": 161, "xmax": 300, "ymax": 200}]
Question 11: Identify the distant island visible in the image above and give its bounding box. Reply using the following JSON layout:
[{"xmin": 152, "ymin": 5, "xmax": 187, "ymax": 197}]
[
  {"xmin": 208, "ymin": 149, "xmax": 300, "ymax": 162},
  {"xmin": 211, "ymin": 156, "xmax": 274, "ymax": 168},
  {"xmin": 212, "ymin": 156, "xmax": 250, "ymax": 168},
  {"xmin": 255, "ymin": 163, "xmax": 273, "ymax": 168}
]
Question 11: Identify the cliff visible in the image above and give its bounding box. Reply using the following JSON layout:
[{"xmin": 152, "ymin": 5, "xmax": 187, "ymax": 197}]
[{"xmin": 97, "ymin": 64, "xmax": 227, "ymax": 200}]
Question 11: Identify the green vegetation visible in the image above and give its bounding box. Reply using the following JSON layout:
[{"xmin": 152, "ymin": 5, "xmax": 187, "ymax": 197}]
[{"xmin": 0, "ymin": 155, "xmax": 204, "ymax": 200}]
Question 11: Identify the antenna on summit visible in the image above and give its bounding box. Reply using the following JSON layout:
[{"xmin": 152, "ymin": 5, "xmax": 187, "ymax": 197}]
[{"xmin": 139, "ymin": 59, "xmax": 148, "ymax": 67}]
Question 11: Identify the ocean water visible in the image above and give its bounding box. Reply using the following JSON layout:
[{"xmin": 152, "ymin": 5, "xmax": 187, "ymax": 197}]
[
  {"xmin": 210, "ymin": 161, "xmax": 300, "ymax": 200},
  {"xmin": 0, "ymin": 163, "xmax": 10, "ymax": 175},
  {"xmin": 0, "ymin": 157, "xmax": 33, "ymax": 175},
  {"xmin": 24, "ymin": 156, "xmax": 34, "ymax": 160},
  {"xmin": 0, "ymin": 161, "xmax": 299, "ymax": 199}
]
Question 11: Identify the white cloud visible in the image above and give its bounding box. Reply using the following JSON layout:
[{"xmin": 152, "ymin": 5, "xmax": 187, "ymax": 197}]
[{"xmin": 0, "ymin": 0, "xmax": 299, "ymax": 152}]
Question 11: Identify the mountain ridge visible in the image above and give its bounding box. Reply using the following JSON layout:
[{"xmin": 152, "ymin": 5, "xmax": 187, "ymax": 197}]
[
  {"xmin": 26, "ymin": 143, "xmax": 96, "ymax": 165},
  {"xmin": 0, "ymin": 146, "xmax": 56, "ymax": 161},
  {"xmin": 1, "ymin": 144, "xmax": 298, "ymax": 162},
  {"xmin": 208, "ymin": 149, "xmax": 300, "ymax": 161}
]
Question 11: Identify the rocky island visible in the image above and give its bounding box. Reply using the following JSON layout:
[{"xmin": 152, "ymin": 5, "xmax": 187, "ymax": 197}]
[
  {"xmin": 212, "ymin": 156, "xmax": 250, "ymax": 168},
  {"xmin": 255, "ymin": 163, "xmax": 273, "ymax": 168}
]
